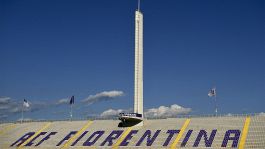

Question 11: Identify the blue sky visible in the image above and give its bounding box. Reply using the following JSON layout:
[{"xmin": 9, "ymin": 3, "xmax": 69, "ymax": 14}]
[{"xmin": 0, "ymin": 0, "xmax": 264, "ymax": 120}]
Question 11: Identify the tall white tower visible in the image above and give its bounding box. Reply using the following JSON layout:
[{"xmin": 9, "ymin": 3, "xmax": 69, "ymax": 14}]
[{"xmin": 134, "ymin": 1, "xmax": 144, "ymax": 123}]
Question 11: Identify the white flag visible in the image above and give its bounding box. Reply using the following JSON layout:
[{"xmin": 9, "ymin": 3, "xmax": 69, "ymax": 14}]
[
  {"xmin": 208, "ymin": 88, "xmax": 216, "ymax": 97},
  {"xmin": 23, "ymin": 99, "xmax": 30, "ymax": 108}
]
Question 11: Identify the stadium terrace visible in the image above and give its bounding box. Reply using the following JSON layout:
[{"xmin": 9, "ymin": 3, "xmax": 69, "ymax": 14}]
[{"xmin": 1, "ymin": 115, "xmax": 265, "ymax": 148}]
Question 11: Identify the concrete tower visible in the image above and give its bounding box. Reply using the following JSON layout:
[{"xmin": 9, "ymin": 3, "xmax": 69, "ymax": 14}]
[{"xmin": 134, "ymin": 1, "xmax": 144, "ymax": 123}]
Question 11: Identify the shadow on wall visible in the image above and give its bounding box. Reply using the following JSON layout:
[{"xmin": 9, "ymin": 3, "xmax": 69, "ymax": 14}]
[{"xmin": 118, "ymin": 120, "xmax": 142, "ymax": 127}]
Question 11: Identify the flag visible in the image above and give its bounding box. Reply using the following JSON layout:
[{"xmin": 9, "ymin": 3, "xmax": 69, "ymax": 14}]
[
  {"xmin": 23, "ymin": 99, "xmax": 30, "ymax": 108},
  {"xmin": 70, "ymin": 96, "xmax": 74, "ymax": 105},
  {"xmin": 208, "ymin": 88, "xmax": 216, "ymax": 97}
]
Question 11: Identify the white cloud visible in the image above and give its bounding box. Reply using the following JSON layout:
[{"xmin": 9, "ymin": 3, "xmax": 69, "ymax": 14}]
[
  {"xmin": 82, "ymin": 90, "xmax": 124, "ymax": 105},
  {"xmin": 0, "ymin": 97, "xmax": 11, "ymax": 104},
  {"xmin": 0, "ymin": 105, "xmax": 9, "ymax": 110},
  {"xmin": 100, "ymin": 104, "xmax": 191, "ymax": 118},
  {"xmin": 56, "ymin": 98, "xmax": 69, "ymax": 105},
  {"xmin": 0, "ymin": 97, "xmax": 42, "ymax": 118},
  {"xmin": 145, "ymin": 104, "xmax": 191, "ymax": 118},
  {"xmin": 259, "ymin": 112, "xmax": 265, "ymax": 116},
  {"xmin": 100, "ymin": 109, "xmax": 124, "ymax": 118},
  {"xmin": 10, "ymin": 107, "xmax": 20, "ymax": 113},
  {"xmin": 0, "ymin": 97, "xmax": 21, "ymax": 114}
]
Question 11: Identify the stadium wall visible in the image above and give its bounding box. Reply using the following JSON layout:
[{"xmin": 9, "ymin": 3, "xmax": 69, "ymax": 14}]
[{"xmin": 0, "ymin": 115, "xmax": 264, "ymax": 148}]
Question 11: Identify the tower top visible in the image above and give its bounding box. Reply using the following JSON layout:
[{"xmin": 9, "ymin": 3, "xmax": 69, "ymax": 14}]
[{"xmin": 138, "ymin": 0, "xmax": 141, "ymax": 11}]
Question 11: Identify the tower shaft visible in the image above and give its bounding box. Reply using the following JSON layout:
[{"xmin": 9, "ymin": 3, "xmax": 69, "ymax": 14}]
[{"xmin": 134, "ymin": 10, "xmax": 143, "ymax": 116}]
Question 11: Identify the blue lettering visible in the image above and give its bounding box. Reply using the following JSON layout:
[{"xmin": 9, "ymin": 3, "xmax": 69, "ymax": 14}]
[
  {"xmin": 35, "ymin": 132, "xmax": 57, "ymax": 146},
  {"xmin": 56, "ymin": 131, "xmax": 77, "ymax": 146},
  {"xmin": 163, "ymin": 130, "xmax": 180, "ymax": 146},
  {"xmin": 83, "ymin": 131, "xmax": 104, "ymax": 146},
  {"xmin": 25, "ymin": 132, "xmax": 47, "ymax": 146},
  {"xmin": 10, "ymin": 132, "xmax": 35, "ymax": 147},
  {"xmin": 100, "ymin": 130, "xmax": 123, "ymax": 146},
  {"xmin": 9, "ymin": 128, "xmax": 244, "ymax": 148},
  {"xmin": 193, "ymin": 129, "xmax": 217, "ymax": 147},
  {"xmin": 71, "ymin": 131, "xmax": 88, "ymax": 146},
  {"xmin": 181, "ymin": 130, "xmax": 193, "ymax": 147},
  {"xmin": 136, "ymin": 130, "xmax": 161, "ymax": 146},
  {"xmin": 120, "ymin": 130, "xmax": 138, "ymax": 146},
  {"xmin": 222, "ymin": 130, "xmax": 240, "ymax": 147}
]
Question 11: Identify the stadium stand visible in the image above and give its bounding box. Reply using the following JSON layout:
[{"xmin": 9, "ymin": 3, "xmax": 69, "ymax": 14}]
[{"xmin": 0, "ymin": 114, "xmax": 264, "ymax": 148}]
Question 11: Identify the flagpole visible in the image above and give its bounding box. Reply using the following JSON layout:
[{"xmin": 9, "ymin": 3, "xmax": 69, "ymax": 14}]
[
  {"xmin": 214, "ymin": 94, "xmax": 217, "ymax": 116},
  {"xmin": 69, "ymin": 96, "xmax": 74, "ymax": 121},
  {"xmin": 214, "ymin": 87, "xmax": 217, "ymax": 116},
  {"xmin": 21, "ymin": 104, "xmax": 24, "ymax": 123},
  {"xmin": 208, "ymin": 87, "xmax": 218, "ymax": 116},
  {"xmin": 70, "ymin": 104, "xmax": 73, "ymax": 121},
  {"xmin": 138, "ymin": 0, "xmax": 141, "ymax": 11}
]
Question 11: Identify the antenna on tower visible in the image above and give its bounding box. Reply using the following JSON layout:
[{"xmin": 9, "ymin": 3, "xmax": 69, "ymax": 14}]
[{"xmin": 138, "ymin": 0, "xmax": 141, "ymax": 11}]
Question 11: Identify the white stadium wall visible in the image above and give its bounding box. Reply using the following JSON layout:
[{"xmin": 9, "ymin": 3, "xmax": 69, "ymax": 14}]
[{"xmin": 1, "ymin": 115, "xmax": 265, "ymax": 148}]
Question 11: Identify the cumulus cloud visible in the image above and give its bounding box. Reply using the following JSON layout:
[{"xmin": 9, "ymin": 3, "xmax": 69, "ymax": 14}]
[
  {"xmin": 0, "ymin": 104, "xmax": 10, "ymax": 110},
  {"xmin": 0, "ymin": 91, "xmax": 125, "ymax": 120},
  {"xmin": 0, "ymin": 96, "xmax": 43, "ymax": 120},
  {"xmin": 100, "ymin": 104, "xmax": 191, "ymax": 118},
  {"xmin": 100, "ymin": 109, "xmax": 124, "ymax": 118},
  {"xmin": 0, "ymin": 97, "xmax": 12, "ymax": 111},
  {"xmin": 0, "ymin": 97, "xmax": 11, "ymax": 104},
  {"xmin": 0, "ymin": 97, "xmax": 21, "ymax": 114},
  {"xmin": 0, "ymin": 97, "xmax": 22, "ymax": 119},
  {"xmin": 82, "ymin": 90, "xmax": 124, "ymax": 105},
  {"xmin": 145, "ymin": 104, "xmax": 191, "ymax": 118},
  {"xmin": 100, "ymin": 108, "xmax": 133, "ymax": 118},
  {"xmin": 56, "ymin": 98, "xmax": 69, "ymax": 105}
]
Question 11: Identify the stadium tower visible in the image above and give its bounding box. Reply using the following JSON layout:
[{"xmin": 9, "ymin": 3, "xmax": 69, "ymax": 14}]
[{"xmin": 134, "ymin": 0, "xmax": 144, "ymax": 126}]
